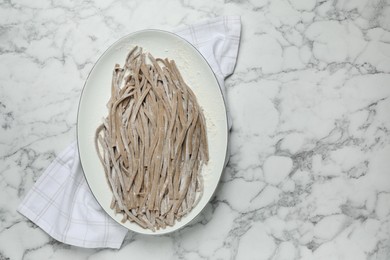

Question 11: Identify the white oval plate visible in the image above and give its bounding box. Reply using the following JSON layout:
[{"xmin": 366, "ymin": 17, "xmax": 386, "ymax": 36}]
[{"xmin": 77, "ymin": 30, "xmax": 228, "ymax": 235}]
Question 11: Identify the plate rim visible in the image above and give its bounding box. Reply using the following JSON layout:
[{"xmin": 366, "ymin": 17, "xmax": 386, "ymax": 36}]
[{"xmin": 76, "ymin": 29, "xmax": 229, "ymax": 235}]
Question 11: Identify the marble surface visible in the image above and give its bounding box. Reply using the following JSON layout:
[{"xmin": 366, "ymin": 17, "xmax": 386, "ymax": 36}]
[{"xmin": 1, "ymin": 0, "xmax": 390, "ymax": 259}]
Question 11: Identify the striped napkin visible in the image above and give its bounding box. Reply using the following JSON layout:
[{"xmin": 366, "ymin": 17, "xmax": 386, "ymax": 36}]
[{"xmin": 18, "ymin": 16, "xmax": 241, "ymax": 249}]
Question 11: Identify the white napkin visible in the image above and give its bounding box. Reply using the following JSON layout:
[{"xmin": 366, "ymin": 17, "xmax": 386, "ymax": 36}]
[{"xmin": 18, "ymin": 16, "xmax": 241, "ymax": 249}]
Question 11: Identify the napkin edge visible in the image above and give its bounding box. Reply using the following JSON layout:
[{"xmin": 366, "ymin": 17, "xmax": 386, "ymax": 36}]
[{"xmin": 17, "ymin": 196, "xmax": 125, "ymax": 249}]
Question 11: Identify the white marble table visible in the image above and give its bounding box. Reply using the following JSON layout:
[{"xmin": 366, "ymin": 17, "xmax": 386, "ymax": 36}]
[{"xmin": 1, "ymin": 0, "xmax": 390, "ymax": 259}]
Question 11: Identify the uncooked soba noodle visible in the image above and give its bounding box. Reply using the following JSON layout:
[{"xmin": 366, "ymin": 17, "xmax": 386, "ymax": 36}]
[{"xmin": 95, "ymin": 46, "xmax": 209, "ymax": 231}]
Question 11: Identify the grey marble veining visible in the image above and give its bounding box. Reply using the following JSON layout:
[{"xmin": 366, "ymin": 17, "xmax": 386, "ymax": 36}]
[{"xmin": 1, "ymin": 0, "xmax": 390, "ymax": 259}]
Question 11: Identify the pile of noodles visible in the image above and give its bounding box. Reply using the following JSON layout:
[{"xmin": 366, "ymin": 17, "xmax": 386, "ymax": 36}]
[{"xmin": 95, "ymin": 46, "xmax": 209, "ymax": 231}]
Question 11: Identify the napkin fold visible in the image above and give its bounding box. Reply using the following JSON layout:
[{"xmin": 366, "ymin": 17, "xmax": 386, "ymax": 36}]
[{"xmin": 18, "ymin": 16, "xmax": 241, "ymax": 249}]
